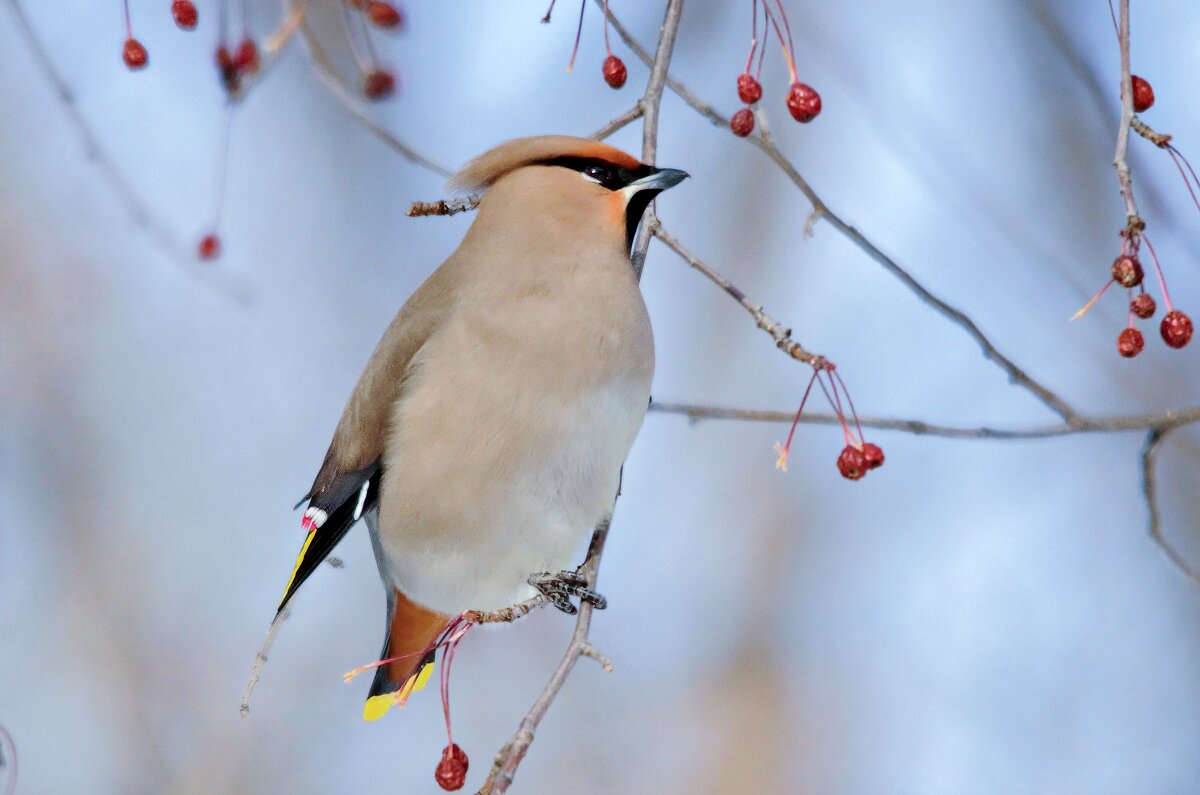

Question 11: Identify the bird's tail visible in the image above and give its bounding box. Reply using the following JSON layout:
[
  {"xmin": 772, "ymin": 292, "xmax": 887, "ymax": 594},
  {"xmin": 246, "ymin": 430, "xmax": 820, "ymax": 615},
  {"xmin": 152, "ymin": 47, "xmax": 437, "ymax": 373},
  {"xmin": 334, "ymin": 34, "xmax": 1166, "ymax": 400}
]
[{"xmin": 361, "ymin": 588, "xmax": 451, "ymax": 722}]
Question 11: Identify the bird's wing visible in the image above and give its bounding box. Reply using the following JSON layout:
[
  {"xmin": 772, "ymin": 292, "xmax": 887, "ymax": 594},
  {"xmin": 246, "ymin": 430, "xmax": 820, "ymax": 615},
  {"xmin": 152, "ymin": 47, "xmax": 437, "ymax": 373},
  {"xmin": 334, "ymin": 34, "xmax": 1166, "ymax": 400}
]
[{"xmin": 274, "ymin": 275, "xmax": 456, "ymax": 615}]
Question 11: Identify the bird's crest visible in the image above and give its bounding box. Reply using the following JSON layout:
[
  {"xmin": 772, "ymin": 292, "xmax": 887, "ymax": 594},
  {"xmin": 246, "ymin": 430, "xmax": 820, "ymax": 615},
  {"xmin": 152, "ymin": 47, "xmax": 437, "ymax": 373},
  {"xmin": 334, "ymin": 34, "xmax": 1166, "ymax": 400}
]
[{"xmin": 449, "ymin": 135, "xmax": 642, "ymax": 193}]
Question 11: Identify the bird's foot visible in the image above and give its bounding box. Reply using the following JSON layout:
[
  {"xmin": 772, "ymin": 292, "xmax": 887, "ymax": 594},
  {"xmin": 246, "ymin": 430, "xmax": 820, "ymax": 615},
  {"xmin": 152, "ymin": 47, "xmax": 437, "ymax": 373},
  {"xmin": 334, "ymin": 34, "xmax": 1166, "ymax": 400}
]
[{"xmin": 527, "ymin": 570, "xmax": 606, "ymax": 615}]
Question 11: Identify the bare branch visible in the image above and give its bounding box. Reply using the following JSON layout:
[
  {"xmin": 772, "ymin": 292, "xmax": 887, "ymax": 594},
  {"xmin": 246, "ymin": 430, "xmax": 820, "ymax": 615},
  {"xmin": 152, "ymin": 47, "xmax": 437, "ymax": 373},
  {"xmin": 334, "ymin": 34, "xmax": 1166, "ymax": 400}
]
[
  {"xmin": 603, "ymin": 7, "xmax": 1081, "ymax": 426},
  {"xmin": 652, "ymin": 223, "xmax": 819, "ymax": 364},
  {"xmin": 292, "ymin": 4, "xmax": 452, "ymax": 179},
  {"xmin": 1141, "ymin": 429, "xmax": 1200, "ymax": 585},
  {"xmin": 648, "ymin": 401, "xmax": 1200, "ymax": 439},
  {"xmin": 407, "ymin": 196, "xmax": 481, "ymax": 217},
  {"xmin": 1113, "ymin": 0, "xmax": 1143, "ymax": 232},
  {"xmin": 628, "ymin": 0, "xmax": 686, "ymax": 278},
  {"xmin": 240, "ymin": 607, "xmax": 291, "ymax": 717},
  {"xmin": 590, "ymin": 104, "xmax": 644, "ymax": 141}
]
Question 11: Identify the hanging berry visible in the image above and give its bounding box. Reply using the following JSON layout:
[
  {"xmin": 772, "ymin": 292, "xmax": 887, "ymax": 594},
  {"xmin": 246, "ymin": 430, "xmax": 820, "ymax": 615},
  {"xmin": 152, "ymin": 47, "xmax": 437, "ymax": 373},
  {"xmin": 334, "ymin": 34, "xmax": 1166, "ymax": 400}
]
[
  {"xmin": 434, "ymin": 744, "xmax": 469, "ymax": 791},
  {"xmin": 171, "ymin": 0, "xmax": 198, "ymax": 30},
  {"xmin": 1111, "ymin": 254, "xmax": 1143, "ymax": 288},
  {"xmin": 123, "ymin": 38, "xmax": 149, "ymax": 70},
  {"xmin": 1117, "ymin": 327, "xmax": 1144, "ymax": 358},
  {"xmin": 363, "ymin": 69, "xmax": 396, "ymax": 100},
  {"xmin": 198, "ymin": 234, "xmax": 221, "ymax": 261},
  {"xmin": 737, "ymin": 73, "xmax": 763, "ymax": 105},
  {"xmin": 786, "ymin": 82, "xmax": 821, "ymax": 123},
  {"xmin": 861, "ymin": 442, "xmax": 885, "ymax": 470},
  {"xmin": 365, "ymin": 2, "xmax": 403, "ymax": 29},
  {"xmin": 1160, "ymin": 310, "xmax": 1193, "ymax": 349},
  {"xmin": 836, "ymin": 445, "xmax": 868, "ymax": 481},
  {"xmin": 1131, "ymin": 293, "xmax": 1156, "ymax": 319},
  {"xmin": 602, "ymin": 54, "xmax": 627, "ymax": 89},
  {"xmin": 234, "ymin": 38, "xmax": 260, "ymax": 75},
  {"xmin": 730, "ymin": 108, "xmax": 755, "ymax": 137}
]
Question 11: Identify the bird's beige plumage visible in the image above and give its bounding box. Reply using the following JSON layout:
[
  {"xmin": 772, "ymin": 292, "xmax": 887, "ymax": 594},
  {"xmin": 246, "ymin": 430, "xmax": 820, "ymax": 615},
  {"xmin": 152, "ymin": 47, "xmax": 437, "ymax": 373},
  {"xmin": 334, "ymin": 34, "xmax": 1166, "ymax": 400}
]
[{"xmin": 272, "ymin": 135, "xmax": 686, "ymax": 721}]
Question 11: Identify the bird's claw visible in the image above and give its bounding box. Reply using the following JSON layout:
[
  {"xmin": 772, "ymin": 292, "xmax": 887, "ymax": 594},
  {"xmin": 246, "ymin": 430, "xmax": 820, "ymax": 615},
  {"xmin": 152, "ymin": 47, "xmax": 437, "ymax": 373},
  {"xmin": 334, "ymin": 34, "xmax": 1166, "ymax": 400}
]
[{"xmin": 527, "ymin": 570, "xmax": 607, "ymax": 615}]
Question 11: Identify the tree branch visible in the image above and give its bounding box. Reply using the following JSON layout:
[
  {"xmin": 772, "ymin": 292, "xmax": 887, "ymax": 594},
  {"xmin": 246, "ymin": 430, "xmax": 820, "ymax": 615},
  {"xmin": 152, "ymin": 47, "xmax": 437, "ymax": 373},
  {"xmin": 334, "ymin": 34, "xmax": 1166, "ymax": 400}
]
[
  {"xmin": 1141, "ymin": 429, "xmax": 1200, "ymax": 585},
  {"xmin": 603, "ymin": 7, "xmax": 1082, "ymax": 426},
  {"xmin": 1113, "ymin": 0, "xmax": 1143, "ymax": 232}
]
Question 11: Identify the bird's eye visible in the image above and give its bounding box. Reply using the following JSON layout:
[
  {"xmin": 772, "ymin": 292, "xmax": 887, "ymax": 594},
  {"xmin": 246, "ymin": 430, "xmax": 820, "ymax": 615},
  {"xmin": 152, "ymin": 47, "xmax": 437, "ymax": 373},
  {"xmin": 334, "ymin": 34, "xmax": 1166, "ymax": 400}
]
[{"xmin": 584, "ymin": 164, "xmax": 611, "ymax": 183}]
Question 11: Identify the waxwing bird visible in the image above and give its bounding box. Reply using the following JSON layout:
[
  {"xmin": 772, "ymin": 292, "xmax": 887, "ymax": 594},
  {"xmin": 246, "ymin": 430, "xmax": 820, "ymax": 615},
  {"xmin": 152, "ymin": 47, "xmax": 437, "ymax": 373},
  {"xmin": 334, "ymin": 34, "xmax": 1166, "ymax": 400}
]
[{"xmin": 269, "ymin": 135, "xmax": 688, "ymax": 721}]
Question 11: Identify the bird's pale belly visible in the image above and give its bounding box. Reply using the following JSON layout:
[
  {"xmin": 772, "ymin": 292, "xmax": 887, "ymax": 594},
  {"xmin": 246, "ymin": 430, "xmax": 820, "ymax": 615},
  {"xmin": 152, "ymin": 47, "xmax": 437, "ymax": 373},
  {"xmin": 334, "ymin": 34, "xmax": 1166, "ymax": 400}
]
[{"xmin": 375, "ymin": 319, "xmax": 651, "ymax": 614}]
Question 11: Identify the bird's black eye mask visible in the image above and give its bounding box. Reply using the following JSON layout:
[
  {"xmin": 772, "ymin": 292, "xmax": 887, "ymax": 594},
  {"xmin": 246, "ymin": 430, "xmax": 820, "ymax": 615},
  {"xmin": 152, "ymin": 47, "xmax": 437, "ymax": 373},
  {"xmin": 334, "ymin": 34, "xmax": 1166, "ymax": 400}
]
[{"xmin": 543, "ymin": 156, "xmax": 657, "ymax": 191}]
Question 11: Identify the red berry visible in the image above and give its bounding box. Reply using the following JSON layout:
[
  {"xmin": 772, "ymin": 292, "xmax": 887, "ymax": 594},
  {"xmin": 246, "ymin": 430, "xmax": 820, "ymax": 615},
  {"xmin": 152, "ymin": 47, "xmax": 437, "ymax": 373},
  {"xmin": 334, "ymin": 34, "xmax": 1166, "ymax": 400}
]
[
  {"xmin": 363, "ymin": 69, "xmax": 396, "ymax": 100},
  {"xmin": 836, "ymin": 445, "xmax": 867, "ymax": 481},
  {"xmin": 215, "ymin": 45, "xmax": 240, "ymax": 92},
  {"xmin": 737, "ymin": 73, "xmax": 762, "ymax": 104},
  {"xmin": 365, "ymin": 1, "xmax": 403, "ymax": 28},
  {"xmin": 1111, "ymin": 254, "xmax": 1143, "ymax": 288},
  {"xmin": 1117, "ymin": 327, "xmax": 1144, "ymax": 358},
  {"xmin": 602, "ymin": 55, "xmax": 627, "ymax": 89},
  {"xmin": 198, "ymin": 234, "xmax": 221, "ymax": 260},
  {"xmin": 786, "ymin": 81, "xmax": 821, "ymax": 123},
  {"xmin": 1131, "ymin": 75, "xmax": 1154, "ymax": 113},
  {"xmin": 862, "ymin": 442, "xmax": 885, "ymax": 470},
  {"xmin": 1131, "ymin": 293, "xmax": 1156, "ymax": 319},
  {"xmin": 234, "ymin": 38, "xmax": 260, "ymax": 74},
  {"xmin": 1160, "ymin": 310, "xmax": 1193, "ymax": 349},
  {"xmin": 123, "ymin": 38, "xmax": 148, "ymax": 70},
  {"xmin": 171, "ymin": 0, "xmax": 198, "ymax": 30},
  {"xmin": 730, "ymin": 108, "xmax": 755, "ymax": 137},
  {"xmin": 434, "ymin": 744, "xmax": 469, "ymax": 791}
]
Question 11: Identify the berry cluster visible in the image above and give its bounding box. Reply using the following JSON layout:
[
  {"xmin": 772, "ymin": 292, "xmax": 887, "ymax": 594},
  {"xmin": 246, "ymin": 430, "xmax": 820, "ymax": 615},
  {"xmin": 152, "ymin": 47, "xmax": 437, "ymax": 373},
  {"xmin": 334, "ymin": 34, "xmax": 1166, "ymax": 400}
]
[
  {"xmin": 730, "ymin": 0, "xmax": 821, "ymax": 137},
  {"xmin": 344, "ymin": 1, "xmax": 405, "ymax": 100},
  {"xmin": 774, "ymin": 358, "xmax": 885, "ymax": 481}
]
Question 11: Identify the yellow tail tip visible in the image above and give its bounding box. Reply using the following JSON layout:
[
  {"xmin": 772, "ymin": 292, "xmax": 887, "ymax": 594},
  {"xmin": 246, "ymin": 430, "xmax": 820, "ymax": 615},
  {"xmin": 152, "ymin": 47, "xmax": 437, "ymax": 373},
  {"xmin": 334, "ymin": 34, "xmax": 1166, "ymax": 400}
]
[{"xmin": 362, "ymin": 694, "xmax": 394, "ymax": 722}]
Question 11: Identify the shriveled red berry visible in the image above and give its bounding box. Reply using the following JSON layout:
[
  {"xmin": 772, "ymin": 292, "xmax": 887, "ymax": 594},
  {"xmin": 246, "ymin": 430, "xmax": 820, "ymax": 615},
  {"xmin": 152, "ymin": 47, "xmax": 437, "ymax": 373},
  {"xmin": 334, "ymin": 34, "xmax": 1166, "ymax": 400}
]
[
  {"xmin": 786, "ymin": 81, "xmax": 821, "ymax": 123},
  {"xmin": 730, "ymin": 108, "xmax": 755, "ymax": 137},
  {"xmin": 123, "ymin": 38, "xmax": 149, "ymax": 70},
  {"xmin": 1131, "ymin": 75, "xmax": 1154, "ymax": 113},
  {"xmin": 1117, "ymin": 327, "xmax": 1144, "ymax": 358},
  {"xmin": 434, "ymin": 744, "xmax": 468, "ymax": 791},
  {"xmin": 737, "ymin": 73, "xmax": 762, "ymax": 104},
  {"xmin": 602, "ymin": 55, "xmax": 627, "ymax": 89},
  {"xmin": 234, "ymin": 38, "xmax": 260, "ymax": 74},
  {"xmin": 861, "ymin": 442, "xmax": 885, "ymax": 470},
  {"xmin": 365, "ymin": 1, "xmax": 403, "ymax": 28},
  {"xmin": 1160, "ymin": 310, "xmax": 1193, "ymax": 349},
  {"xmin": 1131, "ymin": 293, "xmax": 1156, "ymax": 319},
  {"xmin": 363, "ymin": 69, "xmax": 396, "ymax": 100},
  {"xmin": 198, "ymin": 234, "xmax": 221, "ymax": 260},
  {"xmin": 171, "ymin": 0, "xmax": 198, "ymax": 30},
  {"xmin": 1111, "ymin": 254, "xmax": 1143, "ymax": 288},
  {"xmin": 836, "ymin": 445, "xmax": 867, "ymax": 481}
]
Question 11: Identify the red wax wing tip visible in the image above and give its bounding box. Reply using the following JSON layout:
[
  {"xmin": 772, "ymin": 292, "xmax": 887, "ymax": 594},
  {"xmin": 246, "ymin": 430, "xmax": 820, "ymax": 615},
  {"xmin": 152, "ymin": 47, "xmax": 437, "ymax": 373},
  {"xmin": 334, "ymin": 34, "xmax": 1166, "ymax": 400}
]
[
  {"xmin": 1160, "ymin": 310, "xmax": 1193, "ymax": 349},
  {"xmin": 1117, "ymin": 326, "xmax": 1144, "ymax": 358},
  {"xmin": 737, "ymin": 73, "xmax": 762, "ymax": 104},
  {"xmin": 123, "ymin": 38, "xmax": 149, "ymax": 70},
  {"xmin": 363, "ymin": 69, "xmax": 396, "ymax": 100},
  {"xmin": 837, "ymin": 445, "xmax": 867, "ymax": 481},
  {"xmin": 300, "ymin": 516, "xmax": 315, "ymax": 532},
  {"xmin": 198, "ymin": 234, "xmax": 220, "ymax": 260},
  {"xmin": 171, "ymin": 0, "xmax": 198, "ymax": 30},
  {"xmin": 434, "ymin": 744, "xmax": 469, "ymax": 791},
  {"xmin": 786, "ymin": 81, "xmax": 821, "ymax": 123},
  {"xmin": 1131, "ymin": 293, "xmax": 1156, "ymax": 319},
  {"xmin": 1131, "ymin": 75, "xmax": 1154, "ymax": 113},
  {"xmin": 862, "ymin": 442, "xmax": 885, "ymax": 470},
  {"xmin": 602, "ymin": 55, "xmax": 627, "ymax": 89},
  {"xmin": 366, "ymin": 1, "xmax": 403, "ymax": 29},
  {"xmin": 730, "ymin": 107, "xmax": 755, "ymax": 137},
  {"xmin": 1111, "ymin": 254, "xmax": 1143, "ymax": 288}
]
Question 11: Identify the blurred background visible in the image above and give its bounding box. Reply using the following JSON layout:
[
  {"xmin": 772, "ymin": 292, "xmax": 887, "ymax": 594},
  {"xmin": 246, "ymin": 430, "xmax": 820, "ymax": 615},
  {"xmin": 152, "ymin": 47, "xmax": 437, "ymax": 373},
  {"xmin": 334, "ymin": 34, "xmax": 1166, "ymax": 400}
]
[{"xmin": 3, "ymin": 1, "xmax": 1200, "ymax": 792}]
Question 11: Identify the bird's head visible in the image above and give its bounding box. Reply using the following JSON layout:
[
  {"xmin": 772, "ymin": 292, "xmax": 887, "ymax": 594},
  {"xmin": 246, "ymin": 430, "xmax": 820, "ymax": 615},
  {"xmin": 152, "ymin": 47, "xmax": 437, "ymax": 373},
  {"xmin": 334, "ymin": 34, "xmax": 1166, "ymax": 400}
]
[{"xmin": 450, "ymin": 135, "xmax": 688, "ymax": 253}]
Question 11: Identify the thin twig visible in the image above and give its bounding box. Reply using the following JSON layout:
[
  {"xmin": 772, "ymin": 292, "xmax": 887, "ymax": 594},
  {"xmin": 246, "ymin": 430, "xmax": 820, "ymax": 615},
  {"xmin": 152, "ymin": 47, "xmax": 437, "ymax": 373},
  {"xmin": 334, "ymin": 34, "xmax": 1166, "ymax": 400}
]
[
  {"xmin": 407, "ymin": 196, "xmax": 480, "ymax": 217},
  {"xmin": 292, "ymin": 4, "xmax": 452, "ymax": 178},
  {"xmin": 603, "ymin": 7, "xmax": 1081, "ymax": 426},
  {"xmin": 653, "ymin": 223, "xmax": 819, "ymax": 364},
  {"xmin": 1113, "ymin": 0, "xmax": 1143, "ymax": 232},
  {"xmin": 628, "ymin": 0, "xmax": 685, "ymax": 278},
  {"xmin": 1141, "ymin": 429, "xmax": 1200, "ymax": 585},
  {"xmin": 240, "ymin": 607, "xmax": 290, "ymax": 717},
  {"xmin": 478, "ymin": 518, "xmax": 615, "ymax": 795},
  {"xmin": 648, "ymin": 401, "xmax": 1200, "ymax": 439},
  {"xmin": 590, "ymin": 104, "xmax": 644, "ymax": 141}
]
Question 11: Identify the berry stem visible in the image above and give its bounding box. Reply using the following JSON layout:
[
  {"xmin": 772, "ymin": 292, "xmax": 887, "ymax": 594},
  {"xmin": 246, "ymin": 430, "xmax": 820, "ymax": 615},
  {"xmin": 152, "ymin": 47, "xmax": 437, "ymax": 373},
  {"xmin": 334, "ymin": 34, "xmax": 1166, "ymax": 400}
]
[
  {"xmin": 1140, "ymin": 233, "xmax": 1174, "ymax": 312},
  {"xmin": 759, "ymin": 1, "xmax": 796, "ymax": 82},
  {"xmin": 122, "ymin": 0, "xmax": 133, "ymax": 37},
  {"xmin": 1071, "ymin": 278, "xmax": 1115, "ymax": 321},
  {"xmin": 743, "ymin": 0, "xmax": 759, "ymax": 75},
  {"xmin": 831, "ymin": 369, "xmax": 866, "ymax": 450},
  {"xmin": 602, "ymin": 0, "xmax": 612, "ymax": 56},
  {"xmin": 780, "ymin": 368, "xmax": 821, "ymax": 461},
  {"xmin": 567, "ymin": 0, "xmax": 586, "ymax": 73},
  {"xmin": 769, "ymin": 0, "xmax": 797, "ymax": 75},
  {"xmin": 1166, "ymin": 145, "xmax": 1200, "ymax": 219}
]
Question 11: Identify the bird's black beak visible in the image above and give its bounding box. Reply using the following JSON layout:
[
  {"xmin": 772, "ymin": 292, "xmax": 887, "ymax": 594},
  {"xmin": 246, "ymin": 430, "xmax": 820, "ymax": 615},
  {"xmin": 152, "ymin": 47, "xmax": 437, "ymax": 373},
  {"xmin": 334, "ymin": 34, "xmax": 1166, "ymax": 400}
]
[{"xmin": 628, "ymin": 167, "xmax": 689, "ymax": 193}]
